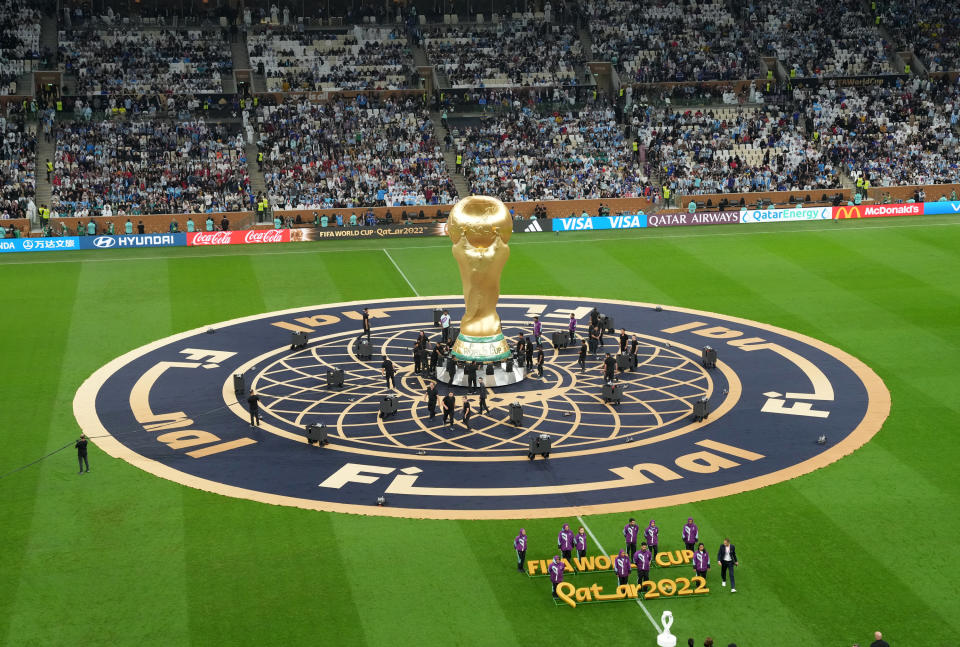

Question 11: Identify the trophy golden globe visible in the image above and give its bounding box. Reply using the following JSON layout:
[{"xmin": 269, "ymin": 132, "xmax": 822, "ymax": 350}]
[{"xmin": 448, "ymin": 195, "xmax": 513, "ymax": 362}]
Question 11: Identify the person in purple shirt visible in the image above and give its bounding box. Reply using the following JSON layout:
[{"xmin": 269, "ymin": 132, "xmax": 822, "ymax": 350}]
[
  {"xmin": 624, "ymin": 517, "xmax": 640, "ymax": 558},
  {"xmin": 574, "ymin": 526, "xmax": 587, "ymax": 558},
  {"xmin": 557, "ymin": 523, "xmax": 574, "ymax": 561},
  {"xmin": 568, "ymin": 312, "xmax": 576, "ymax": 342},
  {"xmin": 645, "ymin": 519, "xmax": 660, "ymax": 560},
  {"xmin": 514, "ymin": 528, "xmax": 528, "ymax": 573},
  {"xmin": 693, "ymin": 542, "xmax": 710, "ymax": 581},
  {"xmin": 549, "ymin": 555, "xmax": 565, "ymax": 597},
  {"xmin": 532, "ymin": 315, "xmax": 542, "ymax": 343},
  {"xmin": 682, "ymin": 517, "xmax": 699, "ymax": 551},
  {"xmin": 614, "ymin": 549, "xmax": 631, "ymax": 586},
  {"xmin": 633, "ymin": 541, "xmax": 652, "ymax": 585}
]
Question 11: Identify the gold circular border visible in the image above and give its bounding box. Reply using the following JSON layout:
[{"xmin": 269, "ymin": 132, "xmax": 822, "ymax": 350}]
[
  {"xmin": 73, "ymin": 295, "xmax": 890, "ymax": 520},
  {"xmin": 223, "ymin": 322, "xmax": 737, "ymax": 461}
]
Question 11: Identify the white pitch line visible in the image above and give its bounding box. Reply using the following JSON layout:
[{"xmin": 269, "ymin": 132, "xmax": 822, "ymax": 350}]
[
  {"xmin": 2, "ymin": 218, "xmax": 959, "ymax": 266},
  {"xmin": 576, "ymin": 514, "xmax": 662, "ymax": 634},
  {"xmin": 383, "ymin": 248, "xmax": 419, "ymax": 297}
]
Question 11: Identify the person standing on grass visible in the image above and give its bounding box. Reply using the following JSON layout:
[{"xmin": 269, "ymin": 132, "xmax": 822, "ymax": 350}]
[
  {"xmin": 514, "ymin": 528, "xmax": 527, "ymax": 572},
  {"xmin": 624, "ymin": 517, "xmax": 640, "ymax": 558},
  {"xmin": 682, "ymin": 517, "xmax": 699, "ymax": 551},
  {"xmin": 557, "ymin": 523, "xmax": 574, "ymax": 561},
  {"xmin": 247, "ymin": 390, "xmax": 260, "ymax": 427},
  {"xmin": 615, "ymin": 549, "xmax": 631, "ymax": 586},
  {"xmin": 574, "ymin": 526, "xmax": 587, "ymax": 558},
  {"xmin": 717, "ymin": 537, "xmax": 738, "ymax": 592},
  {"xmin": 633, "ymin": 541, "xmax": 652, "ymax": 585},
  {"xmin": 549, "ymin": 555, "xmax": 565, "ymax": 597},
  {"xmin": 645, "ymin": 519, "xmax": 660, "ymax": 561},
  {"xmin": 693, "ymin": 543, "xmax": 710, "ymax": 581},
  {"xmin": 870, "ymin": 631, "xmax": 890, "ymax": 647},
  {"xmin": 75, "ymin": 434, "xmax": 89, "ymax": 473}
]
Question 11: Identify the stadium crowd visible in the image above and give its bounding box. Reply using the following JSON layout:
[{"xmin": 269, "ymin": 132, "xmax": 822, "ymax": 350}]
[
  {"xmin": 256, "ymin": 96, "xmax": 457, "ymax": 209},
  {"xmin": 632, "ymin": 101, "xmax": 841, "ymax": 195},
  {"xmin": 248, "ymin": 25, "xmax": 415, "ymax": 92},
  {"xmin": 586, "ymin": 0, "xmax": 759, "ymax": 83},
  {"xmin": 0, "ymin": 116, "xmax": 36, "ymax": 219},
  {"xmin": 58, "ymin": 28, "xmax": 232, "ymax": 95},
  {"xmin": 50, "ymin": 117, "xmax": 250, "ymax": 216},
  {"xmin": 878, "ymin": 0, "xmax": 960, "ymax": 73},
  {"xmin": 0, "ymin": 1, "xmax": 42, "ymax": 95},
  {"xmin": 423, "ymin": 21, "xmax": 586, "ymax": 88},
  {"xmin": 453, "ymin": 103, "xmax": 650, "ymax": 201},
  {"xmin": 744, "ymin": 1, "xmax": 895, "ymax": 78},
  {"xmin": 807, "ymin": 78, "xmax": 960, "ymax": 187}
]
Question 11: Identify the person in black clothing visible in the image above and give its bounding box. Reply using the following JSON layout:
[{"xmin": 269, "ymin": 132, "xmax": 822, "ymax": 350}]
[
  {"xmin": 603, "ymin": 353, "xmax": 616, "ymax": 382},
  {"xmin": 426, "ymin": 382, "xmax": 439, "ymax": 419},
  {"xmin": 220, "ymin": 216, "xmax": 230, "ymax": 231},
  {"xmin": 442, "ymin": 391, "xmax": 456, "ymax": 426},
  {"xmin": 75, "ymin": 434, "xmax": 89, "ymax": 473},
  {"xmin": 466, "ymin": 361, "xmax": 478, "ymax": 392},
  {"xmin": 619, "ymin": 329, "xmax": 628, "ymax": 354},
  {"xmin": 515, "ymin": 335, "xmax": 525, "ymax": 367},
  {"xmin": 578, "ymin": 340, "xmax": 587, "ymax": 372},
  {"xmin": 589, "ymin": 324, "xmax": 600, "ymax": 358},
  {"xmin": 413, "ymin": 338, "xmax": 423, "ymax": 374},
  {"xmin": 536, "ymin": 345, "xmax": 545, "ymax": 377},
  {"xmin": 870, "ymin": 631, "xmax": 890, "ymax": 647},
  {"xmin": 461, "ymin": 399, "xmax": 472, "ymax": 430},
  {"xmin": 381, "ymin": 356, "xmax": 395, "ymax": 391},
  {"xmin": 524, "ymin": 337, "xmax": 533, "ymax": 368},
  {"xmin": 630, "ymin": 336, "xmax": 639, "ymax": 355},
  {"xmin": 430, "ymin": 343, "xmax": 440, "ymax": 372},
  {"xmin": 247, "ymin": 390, "xmax": 261, "ymax": 427},
  {"xmin": 361, "ymin": 307, "xmax": 371, "ymax": 341},
  {"xmin": 590, "ymin": 307, "xmax": 600, "ymax": 329},
  {"xmin": 478, "ymin": 378, "xmax": 489, "ymax": 414},
  {"xmin": 137, "ymin": 220, "xmax": 145, "ymax": 234}
]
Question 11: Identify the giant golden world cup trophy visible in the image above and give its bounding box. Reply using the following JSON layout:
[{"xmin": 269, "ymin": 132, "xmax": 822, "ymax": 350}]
[{"xmin": 448, "ymin": 196, "xmax": 513, "ymax": 362}]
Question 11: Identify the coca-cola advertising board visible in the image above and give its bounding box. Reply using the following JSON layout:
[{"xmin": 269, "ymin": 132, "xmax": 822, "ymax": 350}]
[{"xmin": 186, "ymin": 230, "xmax": 292, "ymax": 246}]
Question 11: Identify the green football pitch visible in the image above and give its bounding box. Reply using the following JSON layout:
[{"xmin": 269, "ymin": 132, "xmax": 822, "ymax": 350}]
[{"xmin": 2, "ymin": 216, "xmax": 958, "ymax": 646}]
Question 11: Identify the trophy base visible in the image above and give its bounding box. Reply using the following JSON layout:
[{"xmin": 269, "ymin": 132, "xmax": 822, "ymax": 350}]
[
  {"xmin": 435, "ymin": 361, "xmax": 526, "ymax": 387},
  {"xmin": 451, "ymin": 333, "xmax": 511, "ymax": 362}
]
